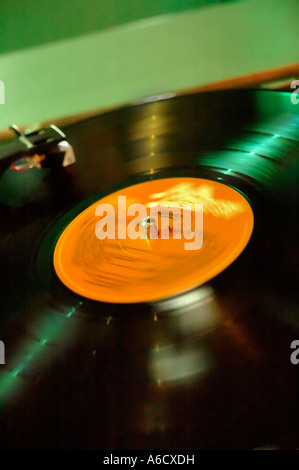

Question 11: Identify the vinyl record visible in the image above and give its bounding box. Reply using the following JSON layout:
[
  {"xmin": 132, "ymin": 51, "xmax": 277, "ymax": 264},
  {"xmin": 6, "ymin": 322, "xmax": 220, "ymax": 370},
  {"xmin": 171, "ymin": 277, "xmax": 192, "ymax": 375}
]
[{"xmin": 0, "ymin": 90, "xmax": 298, "ymax": 449}]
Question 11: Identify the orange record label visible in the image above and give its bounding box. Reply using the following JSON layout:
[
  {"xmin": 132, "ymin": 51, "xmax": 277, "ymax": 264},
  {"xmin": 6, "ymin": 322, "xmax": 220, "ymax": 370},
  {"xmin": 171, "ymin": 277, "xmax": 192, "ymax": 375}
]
[{"xmin": 53, "ymin": 178, "xmax": 254, "ymax": 303}]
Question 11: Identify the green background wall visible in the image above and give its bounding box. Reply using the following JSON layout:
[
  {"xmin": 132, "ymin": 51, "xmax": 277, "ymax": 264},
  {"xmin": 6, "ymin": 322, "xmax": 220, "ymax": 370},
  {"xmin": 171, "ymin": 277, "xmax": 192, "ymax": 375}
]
[
  {"xmin": 0, "ymin": 0, "xmax": 237, "ymax": 54},
  {"xmin": 0, "ymin": 0, "xmax": 297, "ymax": 130}
]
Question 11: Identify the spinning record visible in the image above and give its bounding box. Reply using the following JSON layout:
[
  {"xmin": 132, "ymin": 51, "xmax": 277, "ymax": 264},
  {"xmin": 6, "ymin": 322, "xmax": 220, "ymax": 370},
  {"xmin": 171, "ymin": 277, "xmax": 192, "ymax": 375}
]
[
  {"xmin": 0, "ymin": 89, "xmax": 298, "ymax": 450},
  {"xmin": 53, "ymin": 177, "xmax": 254, "ymax": 303}
]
